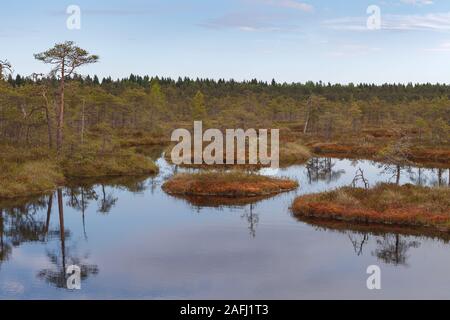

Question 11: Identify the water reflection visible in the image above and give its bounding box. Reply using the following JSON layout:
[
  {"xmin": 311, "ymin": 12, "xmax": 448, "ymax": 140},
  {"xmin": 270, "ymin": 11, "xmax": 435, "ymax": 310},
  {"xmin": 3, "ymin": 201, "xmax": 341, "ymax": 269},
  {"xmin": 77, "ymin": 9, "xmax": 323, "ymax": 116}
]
[
  {"xmin": 295, "ymin": 216, "xmax": 450, "ymax": 267},
  {"xmin": 168, "ymin": 194, "xmax": 278, "ymax": 209},
  {"xmin": 378, "ymin": 163, "xmax": 406, "ymax": 185},
  {"xmin": 305, "ymin": 158, "xmax": 345, "ymax": 184},
  {"xmin": 37, "ymin": 189, "xmax": 99, "ymax": 288},
  {"xmin": 410, "ymin": 167, "xmax": 450, "ymax": 187},
  {"xmin": 373, "ymin": 234, "xmax": 420, "ymax": 266},
  {"xmin": 348, "ymin": 233, "xmax": 369, "ymax": 256},
  {"xmin": 0, "ymin": 156, "xmax": 448, "ymax": 298},
  {"xmin": 432, "ymin": 168, "xmax": 450, "ymax": 187},
  {"xmin": 0, "ymin": 195, "xmax": 61, "ymax": 268},
  {"xmin": 0, "ymin": 175, "xmax": 157, "ymax": 290},
  {"xmin": 378, "ymin": 162, "xmax": 450, "ymax": 187},
  {"xmin": 241, "ymin": 204, "xmax": 259, "ymax": 238}
]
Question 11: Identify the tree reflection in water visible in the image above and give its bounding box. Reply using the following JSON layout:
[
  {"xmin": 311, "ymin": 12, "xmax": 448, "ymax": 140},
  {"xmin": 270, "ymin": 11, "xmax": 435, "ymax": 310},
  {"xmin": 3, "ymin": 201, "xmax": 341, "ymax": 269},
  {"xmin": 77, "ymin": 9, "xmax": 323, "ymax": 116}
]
[
  {"xmin": 372, "ymin": 234, "xmax": 420, "ymax": 266},
  {"xmin": 305, "ymin": 158, "xmax": 345, "ymax": 184},
  {"xmin": 0, "ymin": 209, "xmax": 12, "ymax": 268},
  {"xmin": 378, "ymin": 163, "xmax": 414, "ymax": 185},
  {"xmin": 431, "ymin": 168, "xmax": 450, "ymax": 187},
  {"xmin": 66, "ymin": 186, "xmax": 98, "ymax": 239},
  {"xmin": 402, "ymin": 167, "xmax": 449, "ymax": 187},
  {"xmin": 349, "ymin": 232, "xmax": 421, "ymax": 266},
  {"xmin": 34, "ymin": 176, "xmax": 153, "ymax": 289},
  {"xmin": 37, "ymin": 176, "xmax": 153, "ymax": 288},
  {"xmin": 98, "ymin": 185, "xmax": 118, "ymax": 214},
  {"xmin": 295, "ymin": 217, "xmax": 429, "ymax": 266},
  {"xmin": 408, "ymin": 168, "xmax": 429, "ymax": 186},
  {"xmin": 241, "ymin": 204, "xmax": 259, "ymax": 238},
  {"xmin": 348, "ymin": 234, "xmax": 369, "ymax": 256},
  {"xmin": 0, "ymin": 195, "xmax": 59, "ymax": 270},
  {"xmin": 37, "ymin": 189, "xmax": 99, "ymax": 289}
]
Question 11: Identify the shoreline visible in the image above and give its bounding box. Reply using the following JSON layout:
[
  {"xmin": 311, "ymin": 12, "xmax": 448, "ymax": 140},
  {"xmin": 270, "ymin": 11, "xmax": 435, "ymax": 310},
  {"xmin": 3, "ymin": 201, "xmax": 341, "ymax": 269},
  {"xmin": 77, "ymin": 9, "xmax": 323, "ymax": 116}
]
[
  {"xmin": 0, "ymin": 150, "xmax": 159, "ymax": 200},
  {"xmin": 291, "ymin": 183, "xmax": 450, "ymax": 233}
]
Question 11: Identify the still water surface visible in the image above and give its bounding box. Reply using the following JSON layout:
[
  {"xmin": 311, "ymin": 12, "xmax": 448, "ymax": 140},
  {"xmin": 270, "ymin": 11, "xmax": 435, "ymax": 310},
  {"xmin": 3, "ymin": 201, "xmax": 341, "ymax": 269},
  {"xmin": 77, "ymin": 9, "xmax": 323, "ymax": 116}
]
[{"xmin": 0, "ymin": 151, "xmax": 449, "ymax": 299}]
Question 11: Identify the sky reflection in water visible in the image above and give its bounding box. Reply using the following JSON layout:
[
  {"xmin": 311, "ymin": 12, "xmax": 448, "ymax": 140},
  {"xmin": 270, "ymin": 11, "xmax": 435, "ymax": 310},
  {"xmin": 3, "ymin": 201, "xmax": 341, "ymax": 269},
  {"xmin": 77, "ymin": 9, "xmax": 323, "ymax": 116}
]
[{"xmin": 0, "ymin": 153, "xmax": 449, "ymax": 299}]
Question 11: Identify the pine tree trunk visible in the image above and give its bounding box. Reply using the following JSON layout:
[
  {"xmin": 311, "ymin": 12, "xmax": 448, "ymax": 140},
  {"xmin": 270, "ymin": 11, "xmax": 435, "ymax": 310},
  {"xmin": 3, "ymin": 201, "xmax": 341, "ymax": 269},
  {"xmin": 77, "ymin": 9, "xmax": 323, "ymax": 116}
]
[
  {"xmin": 57, "ymin": 61, "xmax": 65, "ymax": 154},
  {"xmin": 303, "ymin": 96, "xmax": 312, "ymax": 134},
  {"xmin": 81, "ymin": 99, "xmax": 85, "ymax": 145}
]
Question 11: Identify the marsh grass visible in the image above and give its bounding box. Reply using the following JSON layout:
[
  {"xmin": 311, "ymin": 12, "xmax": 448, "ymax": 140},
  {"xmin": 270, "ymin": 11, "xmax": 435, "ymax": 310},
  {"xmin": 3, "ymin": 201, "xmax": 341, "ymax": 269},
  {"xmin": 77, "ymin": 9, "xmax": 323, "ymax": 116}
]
[
  {"xmin": 0, "ymin": 160, "xmax": 64, "ymax": 198},
  {"xmin": 61, "ymin": 149, "xmax": 158, "ymax": 178},
  {"xmin": 0, "ymin": 146, "xmax": 158, "ymax": 198}
]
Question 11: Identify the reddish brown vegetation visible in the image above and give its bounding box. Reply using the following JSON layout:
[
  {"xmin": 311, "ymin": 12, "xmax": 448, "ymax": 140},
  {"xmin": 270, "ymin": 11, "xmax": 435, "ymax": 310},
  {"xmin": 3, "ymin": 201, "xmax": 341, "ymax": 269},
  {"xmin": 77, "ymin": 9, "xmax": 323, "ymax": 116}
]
[
  {"xmin": 296, "ymin": 216, "xmax": 450, "ymax": 242},
  {"xmin": 292, "ymin": 184, "xmax": 450, "ymax": 231},
  {"xmin": 162, "ymin": 171, "xmax": 298, "ymax": 197},
  {"xmin": 409, "ymin": 148, "xmax": 450, "ymax": 164},
  {"xmin": 306, "ymin": 141, "xmax": 450, "ymax": 167}
]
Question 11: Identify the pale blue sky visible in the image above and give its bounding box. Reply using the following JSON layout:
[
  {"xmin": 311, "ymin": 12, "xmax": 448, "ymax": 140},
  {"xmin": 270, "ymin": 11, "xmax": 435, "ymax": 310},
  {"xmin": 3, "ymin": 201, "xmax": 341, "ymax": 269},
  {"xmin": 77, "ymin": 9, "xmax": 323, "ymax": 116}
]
[{"xmin": 2, "ymin": 0, "xmax": 450, "ymax": 84}]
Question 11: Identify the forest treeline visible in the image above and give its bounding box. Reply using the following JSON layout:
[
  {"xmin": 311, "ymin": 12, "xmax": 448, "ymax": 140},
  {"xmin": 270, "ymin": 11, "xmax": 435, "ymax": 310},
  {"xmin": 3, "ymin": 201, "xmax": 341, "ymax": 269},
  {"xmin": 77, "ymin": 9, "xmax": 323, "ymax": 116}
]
[
  {"xmin": 0, "ymin": 41, "xmax": 449, "ymax": 199},
  {"xmin": 1, "ymin": 72, "xmax": 450, "ymax": 152}
]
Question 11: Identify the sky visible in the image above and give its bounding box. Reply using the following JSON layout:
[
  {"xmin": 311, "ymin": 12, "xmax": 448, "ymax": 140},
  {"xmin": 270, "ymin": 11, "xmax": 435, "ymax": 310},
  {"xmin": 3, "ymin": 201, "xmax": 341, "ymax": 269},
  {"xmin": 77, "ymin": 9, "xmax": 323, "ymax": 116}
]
[{"xmin": 1, "ymin": 0, "xmax": 450, "ymax": 84}]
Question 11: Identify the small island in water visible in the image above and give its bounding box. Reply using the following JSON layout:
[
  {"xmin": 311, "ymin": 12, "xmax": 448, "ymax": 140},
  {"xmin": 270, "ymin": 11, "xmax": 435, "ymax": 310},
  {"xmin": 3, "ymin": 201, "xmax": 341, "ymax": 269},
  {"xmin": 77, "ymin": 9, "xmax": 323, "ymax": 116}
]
[
  {"xmin": 292, "ymin": 183, "xmax": 450, "ymax": 232},
  {"xmin": 162, "ymin": 171, "xmax": 298, "ymax": 198}
]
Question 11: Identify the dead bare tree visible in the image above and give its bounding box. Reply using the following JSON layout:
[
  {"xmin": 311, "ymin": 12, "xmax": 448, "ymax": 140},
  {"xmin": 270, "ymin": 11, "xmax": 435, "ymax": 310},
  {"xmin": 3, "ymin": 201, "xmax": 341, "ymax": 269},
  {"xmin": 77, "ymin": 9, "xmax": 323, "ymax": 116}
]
[
  {"xmin": 303, "ymin": 95, "xmax": 313, "ymax": 134},
  {"xmin": 351, "ymin": 168, "xmax": 370, "ymax": 189},
  {"xmin": 0, "ymin": 59, "xmax": 13, "ymax": 80}
]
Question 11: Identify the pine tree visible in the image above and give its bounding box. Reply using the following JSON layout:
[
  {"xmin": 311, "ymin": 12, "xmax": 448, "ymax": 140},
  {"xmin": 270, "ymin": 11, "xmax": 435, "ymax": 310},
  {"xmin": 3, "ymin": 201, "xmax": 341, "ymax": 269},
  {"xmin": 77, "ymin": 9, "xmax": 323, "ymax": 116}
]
[
  {"xmin": 34, "ymin": 41, "xmax": 99, "ymax": 154},
  {"xmin": 192, "ymin": 90, "xmax": 207, "ymax": 120}
]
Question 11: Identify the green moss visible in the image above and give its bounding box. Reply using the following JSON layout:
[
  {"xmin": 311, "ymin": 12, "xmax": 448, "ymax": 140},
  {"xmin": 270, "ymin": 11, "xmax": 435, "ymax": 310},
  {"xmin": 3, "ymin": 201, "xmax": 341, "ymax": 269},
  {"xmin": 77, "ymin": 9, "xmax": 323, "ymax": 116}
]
[
  {"xmin": 61, "ymin": 150, "xmax": 158, "ymax": 178},
  {"xmin": 0, "ymin": 160, "xmax": 64, "ymax": 198},
  {"xmin": 0, "ymin": 146, "xmax": 159, "ymax": 199}
]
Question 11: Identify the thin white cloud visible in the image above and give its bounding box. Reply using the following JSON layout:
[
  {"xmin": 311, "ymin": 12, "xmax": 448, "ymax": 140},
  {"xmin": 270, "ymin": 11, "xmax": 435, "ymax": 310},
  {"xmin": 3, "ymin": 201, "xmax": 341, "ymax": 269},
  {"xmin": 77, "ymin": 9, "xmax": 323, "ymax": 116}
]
[
  {"xmin": 323, "ymin": 12, "xmax": 450, "ymax": 32},
  {"xmin": 199, "ymin": 12, "xmax": 303, "ymax": 32},
  {"xmin": 49, "ymin": 9, "xmax": 155, "ymax": 16},
  {"xmin": 200, "ymin": 12, "xmax": 277, "ymax": 31},
  {"xmin": 270, "ymin": 0, "xmax": 314, "ymax": 12},
  {"xmin": 245, "ymin": 0, "xmax": 314, "ymax": 12},
  {"xmin": 48, "ymin": 3, "xmax": 194, "ymax": 17},
  {"xmin": 400, "ymin": 0, "xmax": 433, "ymax": 6}
]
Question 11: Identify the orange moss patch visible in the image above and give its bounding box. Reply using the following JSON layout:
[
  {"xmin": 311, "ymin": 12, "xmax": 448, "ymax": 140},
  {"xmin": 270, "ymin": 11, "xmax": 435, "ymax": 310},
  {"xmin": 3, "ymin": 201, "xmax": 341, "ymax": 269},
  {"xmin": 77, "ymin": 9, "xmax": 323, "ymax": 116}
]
[
  {"xmin": 409, "ymin": 148, "xmax": 450, "ymax": 164},
  {"xmin": 292, "ymin": 184, "xmax": 450, "ymax": 231},
  {"xmin": 309, "ymin": 141, "xmax": 449, "ymax": 167},
  {"xmin": 162, "ymin": 171, "xmax": 298, "ymax": 197}
]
